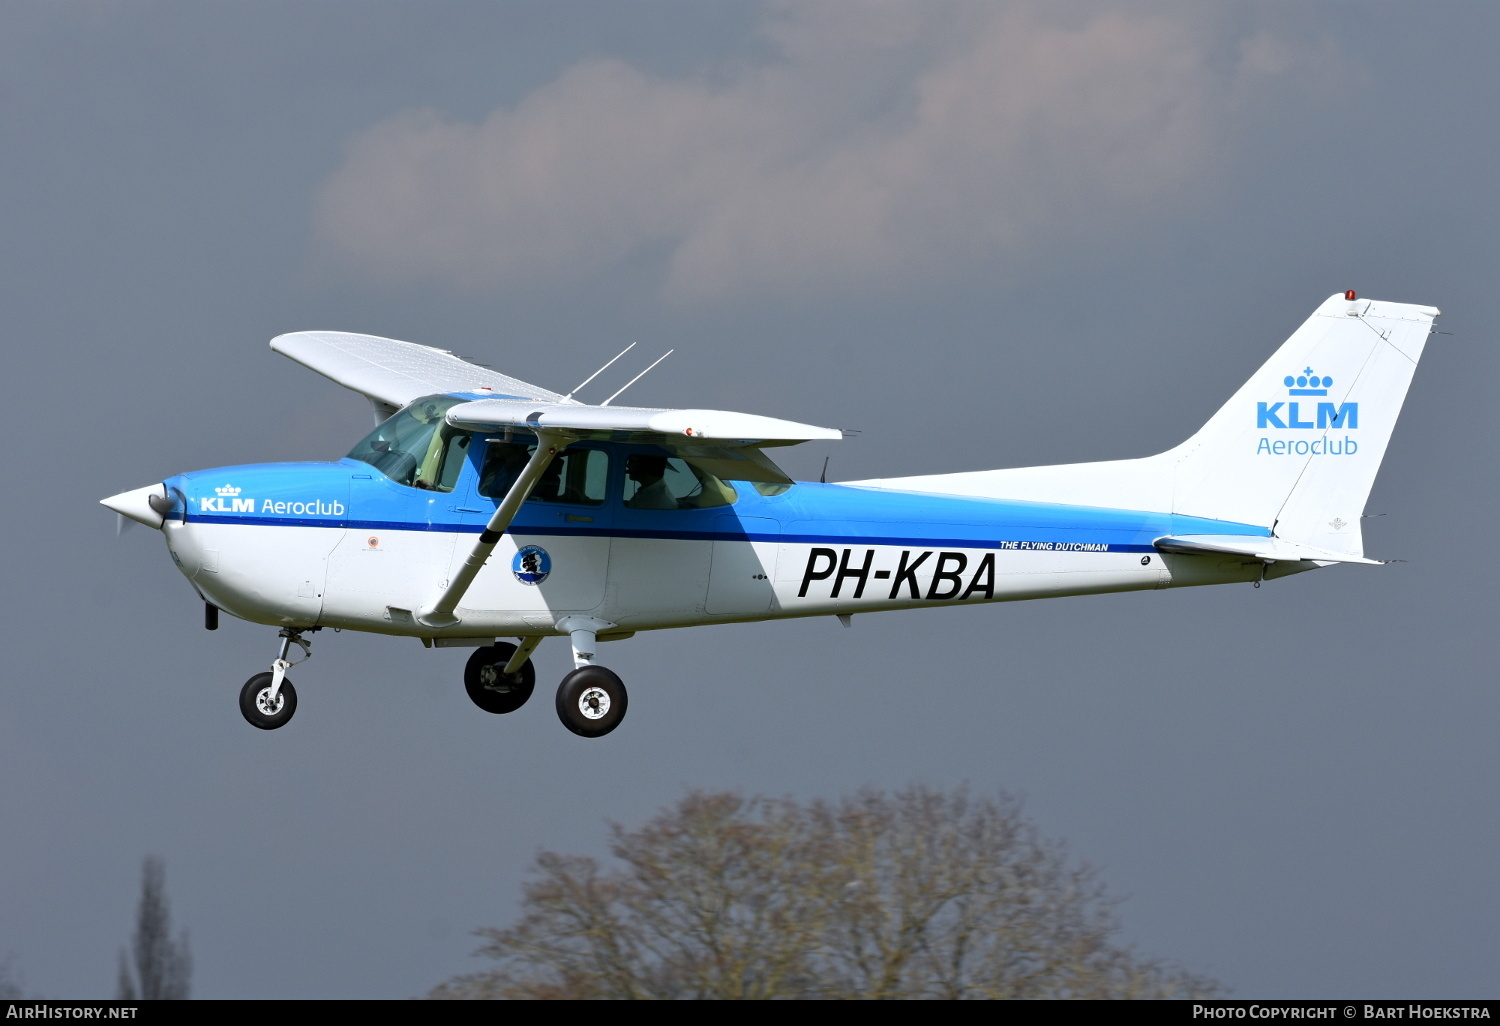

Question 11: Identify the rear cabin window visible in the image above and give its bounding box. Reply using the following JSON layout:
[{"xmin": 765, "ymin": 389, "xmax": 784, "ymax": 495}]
[{"xmin": 623, "ymin": 455, "xmax": 737, "ymax": 510}]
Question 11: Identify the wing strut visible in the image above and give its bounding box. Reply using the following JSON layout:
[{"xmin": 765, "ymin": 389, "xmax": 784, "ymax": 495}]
[{"xmin": 418, "ymin": 430, "xmax": 569, "ymax": 628}]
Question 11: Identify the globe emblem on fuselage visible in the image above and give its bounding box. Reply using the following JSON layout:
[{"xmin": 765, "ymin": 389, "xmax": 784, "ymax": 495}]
[{"xmin": 512, "ymin": 545, "xmax": 551, "ymax": 586}]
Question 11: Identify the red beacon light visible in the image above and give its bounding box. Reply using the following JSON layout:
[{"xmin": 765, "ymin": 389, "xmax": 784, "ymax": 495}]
[{"xmin": 1345, "ymin": 290, "xmax": 1357, "ymax": 301}]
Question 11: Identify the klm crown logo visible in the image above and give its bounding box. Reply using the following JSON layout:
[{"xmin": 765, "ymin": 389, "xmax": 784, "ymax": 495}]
[
  {"xmin": 200, "ymin": 483, "xmax": 254, "ymax": 513},
  {"xmin": 1285, "ymin": 367, "xmax": 1332, "ymax": 396},
  {"xmin": 1256, "ymin": 365, "xmax": 1360, "ymax": 456}
]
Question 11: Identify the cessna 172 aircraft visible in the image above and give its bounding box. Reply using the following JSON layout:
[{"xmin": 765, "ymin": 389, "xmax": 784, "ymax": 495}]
[{"xmin": 103, "ymin": 291, "xmax": 1437, "ymax": 737}]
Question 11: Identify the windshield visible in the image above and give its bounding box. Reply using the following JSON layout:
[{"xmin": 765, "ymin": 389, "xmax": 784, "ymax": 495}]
[{"xmin": 347, "ymin": 395, "xmax": 470, "ymax": 491}]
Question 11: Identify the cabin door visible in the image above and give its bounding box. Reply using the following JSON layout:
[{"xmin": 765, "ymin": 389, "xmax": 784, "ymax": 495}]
[{"xmin": 451, "ymin": 440, "xmax": 614, "ymax": 616}]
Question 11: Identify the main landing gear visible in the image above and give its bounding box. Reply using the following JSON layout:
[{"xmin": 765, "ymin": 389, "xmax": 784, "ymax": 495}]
[
  {"xmin": 464, "ymin": 639, "xmax": 539, "ymax": 714},
  {"xmin": 553, "ymin": 617, "xmax": 628, "ymax": 737},
  {"xmin": 461, "ymin": 618, "xmax": 629, "ymax": 737},
  {"xmin": 555, "ymin": 665, "xmax": 628, "ymax": 738},
  {"xmin": 239, "ymin": 627, "xmax": 313, "ymax": 730}
]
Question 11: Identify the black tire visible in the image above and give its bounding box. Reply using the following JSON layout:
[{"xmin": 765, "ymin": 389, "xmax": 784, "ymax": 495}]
[
  {"xmin": 464, "ymin": 642, "xmax": 536, "ymax": 714},
  {"xmin": 240, "ymin": 672, "xmax": 297, "ymax": 730},
  {"xmin": 555, "ymin": 665, "xmax": 628, "ymax": 738}
]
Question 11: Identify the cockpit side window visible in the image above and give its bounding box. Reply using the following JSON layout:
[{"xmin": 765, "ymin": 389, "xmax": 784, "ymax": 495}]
[
  {"xmin": 623, "ymin": 455, "xmax": 737, "ymax": 510},
  {"xmin": 347, "ymin": 395, "xmax": 466, "ymax": 490},
  {"xmin": 478, "ymin": 442, "xmax": 608, "ymax": 507},
  {"xmin": 425, "ymin": 431, "xmax": 473, "ymax": 493}
]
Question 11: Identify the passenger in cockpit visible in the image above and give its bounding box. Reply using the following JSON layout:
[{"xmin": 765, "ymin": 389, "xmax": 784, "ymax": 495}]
[{"xmin": 479, "ymin": 442, "xmax": 530, "ymax": 498}]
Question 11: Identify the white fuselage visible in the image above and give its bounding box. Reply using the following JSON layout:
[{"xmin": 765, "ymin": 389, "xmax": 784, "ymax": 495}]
[{"xmin": 161, "ymin": 477, "xmax": 1282, "ymax": 642}]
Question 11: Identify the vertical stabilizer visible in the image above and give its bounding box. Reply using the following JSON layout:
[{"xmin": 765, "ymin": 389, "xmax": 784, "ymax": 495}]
[
  {"xmin": 1168, "ymin": 294, "xmax": 1437, "ymax": 556},
  {"xmin": 850, "ymin": 293, "xmax": 1440, "ymax": 559}
]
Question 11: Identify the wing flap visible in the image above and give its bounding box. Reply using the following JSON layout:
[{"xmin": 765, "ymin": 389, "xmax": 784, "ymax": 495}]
[
  {"xmin": 1153, "ymin": 534, "xmax": 1382, "ymax": 564},
  {"xmin": 271, "ymin": 331, "xmax": 560, "ymax": 409}
]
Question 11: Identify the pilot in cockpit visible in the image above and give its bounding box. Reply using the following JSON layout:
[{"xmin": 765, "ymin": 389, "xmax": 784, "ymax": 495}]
[
  {"xmin": 624, "ymin": 455, "xmax": 676, "ymax": 510},
  {"xmin": 533, "ymin": 460, "xmax": 565, "ymax": 503}
]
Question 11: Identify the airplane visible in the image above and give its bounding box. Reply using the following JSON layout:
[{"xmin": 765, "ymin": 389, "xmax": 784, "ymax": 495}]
[{"xmin": 102, "ymin": 291, "xmax": 1439, "ymax": 738}]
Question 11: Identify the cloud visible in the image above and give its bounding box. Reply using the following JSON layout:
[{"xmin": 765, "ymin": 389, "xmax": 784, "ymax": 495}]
[{"xmin": 314, "ymin": 2, "xmax": 1340, "ymax": 303}]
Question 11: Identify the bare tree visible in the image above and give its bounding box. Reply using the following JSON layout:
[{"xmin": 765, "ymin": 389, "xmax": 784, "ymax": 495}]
[
  {"xmin": 0, "ymin": 956, "xmax": 23, "ymax": 1000},
  {"xmin": 116, "ymin": 857, "xmax": 191, "ymax": 1000},
  {"xmin": 432, "ymin": 787, "xmax": 1220, "ymax": 1000}
]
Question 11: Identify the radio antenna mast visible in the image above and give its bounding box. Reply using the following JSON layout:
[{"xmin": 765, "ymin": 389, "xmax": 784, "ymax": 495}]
[
  {"xmin": 602, "ymin": 350, "xmax": 674, "ymax": 407},
  {"xmin": 562, "ymin": 342, "xmax": 636, "ymax": 403}
]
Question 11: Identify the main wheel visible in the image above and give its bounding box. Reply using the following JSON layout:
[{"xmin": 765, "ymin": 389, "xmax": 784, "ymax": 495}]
[
  {"xmin": 240, "ymin": 672, "xmax": 297, "ymax": 730},
  {"xmin": 464, "ymin": 642, "xmax": 536, "ymax": 714},
  {"xmin": 555, "ymin": 665, "xmax": 628, "ymax": 738}
]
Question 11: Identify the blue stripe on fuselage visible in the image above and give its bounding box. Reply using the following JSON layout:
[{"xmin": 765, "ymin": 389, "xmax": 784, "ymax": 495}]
[{"xmin": 165, "ymin": 460, "xmax": 1271, "ymax": 552}]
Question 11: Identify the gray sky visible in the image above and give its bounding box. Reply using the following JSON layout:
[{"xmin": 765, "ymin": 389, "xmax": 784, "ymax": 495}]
[{"xmin": 2, "ymin": 1, "xmax": 1496, "ymax": 999}]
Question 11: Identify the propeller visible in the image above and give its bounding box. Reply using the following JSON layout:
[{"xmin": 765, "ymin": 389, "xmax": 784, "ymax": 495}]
[{"xmin": 101, "ymin": 483, "xmax": 171, "ymax": 532}]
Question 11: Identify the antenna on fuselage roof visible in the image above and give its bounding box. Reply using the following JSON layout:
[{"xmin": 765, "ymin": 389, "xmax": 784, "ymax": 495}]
[
  {"xmin": 562, "ymin": 342, "xmax": 636, "ymax": 404},
  {"xmin": 601, "ymin": 350, "xmax": 674, "ymax": 407}
]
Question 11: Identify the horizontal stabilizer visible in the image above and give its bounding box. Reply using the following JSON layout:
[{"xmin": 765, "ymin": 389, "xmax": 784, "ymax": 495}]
[{"xmin": 1153, "ymin": 534, "xmax": 1382, "ymax": 565}]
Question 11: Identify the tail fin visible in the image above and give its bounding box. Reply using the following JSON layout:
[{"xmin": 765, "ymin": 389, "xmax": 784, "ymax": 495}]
[
  {"xmin": 1167, "ymin": 293, "xmax": 1438, "ymax": 556},
  {"xmin": 852, "ymin": 293, "xmax": 1440, "ymax": 558}
]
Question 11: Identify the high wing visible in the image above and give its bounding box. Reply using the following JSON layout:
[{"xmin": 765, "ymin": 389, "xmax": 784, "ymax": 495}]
[
  {"xmin": 444, "ymin": 399, "xmax": 842, "ymax": 484},
  {"xmin": 269, "ymin": 329, "xmax": 845, "ymax": 631},
  {"xmin": 272, "ymin": 329, "xmax": 844, "ymax": 484},
  {"xmin": 271, "ymin": 330, "xmax": 563, "ymax": 421}
]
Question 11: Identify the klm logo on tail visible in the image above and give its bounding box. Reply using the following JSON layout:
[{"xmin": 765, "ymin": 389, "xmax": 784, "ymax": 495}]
[{"xmin": 1256, "ymin": 368, "xmax": 1359, "ymax": 456}]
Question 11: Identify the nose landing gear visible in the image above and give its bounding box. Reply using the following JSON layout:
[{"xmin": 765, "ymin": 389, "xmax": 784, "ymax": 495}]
[
  {"xmin": 240, "ymin": 672, "xmax": 297, "ymax": 730},
  {"xmin": 239, "ymin": 628, "xmax": 312, "ymax": 730}
]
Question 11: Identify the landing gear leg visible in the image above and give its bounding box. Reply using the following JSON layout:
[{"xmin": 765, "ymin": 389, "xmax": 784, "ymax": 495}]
[
  {"xmin": 239, "ymin": 628, "xmax": 312, "ymax": 730},
  {"xmin": 553, "ymin": 617, "xmax": 627, "ymax": 738}
]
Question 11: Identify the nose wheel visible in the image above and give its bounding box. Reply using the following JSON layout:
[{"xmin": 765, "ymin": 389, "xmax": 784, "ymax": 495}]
[
  {"xmin": 555, "ymin": 666, "xmax": 628, "ymax": 737},
  {"xmin": 238, "ymin": 627, "xmax": 311, "ymax": 730},
  {"xmin": 240, "ymin": 672, "xmax": 298, "ymax": 730}
]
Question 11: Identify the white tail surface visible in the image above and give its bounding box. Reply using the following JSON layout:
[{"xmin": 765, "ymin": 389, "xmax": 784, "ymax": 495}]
[{"xmin": 852, "ymin": 294, "xmax": 1440, "ymax": 559}]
